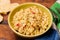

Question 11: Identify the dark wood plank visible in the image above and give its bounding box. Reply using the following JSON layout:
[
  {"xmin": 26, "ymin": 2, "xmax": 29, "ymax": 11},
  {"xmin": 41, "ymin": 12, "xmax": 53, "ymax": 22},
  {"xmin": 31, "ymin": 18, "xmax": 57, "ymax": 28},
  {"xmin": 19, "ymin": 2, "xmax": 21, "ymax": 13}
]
[
  {"xmin": 0, "ymin": 24, "xmax": 16, "ymax": 40},
  {"xmin": 11, "ymin": 0, "xmax": 56, "ymax": 8}
]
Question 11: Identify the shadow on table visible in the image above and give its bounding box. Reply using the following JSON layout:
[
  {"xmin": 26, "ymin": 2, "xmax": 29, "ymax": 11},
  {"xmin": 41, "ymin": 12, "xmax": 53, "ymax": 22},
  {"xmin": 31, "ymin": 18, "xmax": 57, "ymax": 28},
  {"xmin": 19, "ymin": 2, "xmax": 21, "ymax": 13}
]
[
  {"xmin": 14, "ymin": 28, "xmax": 60, "ymax": 40},
  {"xmin": 15, "ymin": 34, "xmax": 35, "ymax": 40}
]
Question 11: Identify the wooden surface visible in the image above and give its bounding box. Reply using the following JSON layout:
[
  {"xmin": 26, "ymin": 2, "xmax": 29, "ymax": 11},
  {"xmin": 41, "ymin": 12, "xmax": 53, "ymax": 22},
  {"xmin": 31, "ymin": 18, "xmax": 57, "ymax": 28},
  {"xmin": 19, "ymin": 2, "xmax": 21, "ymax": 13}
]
[{"xmin": 0, "ymin": 0, "xmax": 56, "ymax": 40}]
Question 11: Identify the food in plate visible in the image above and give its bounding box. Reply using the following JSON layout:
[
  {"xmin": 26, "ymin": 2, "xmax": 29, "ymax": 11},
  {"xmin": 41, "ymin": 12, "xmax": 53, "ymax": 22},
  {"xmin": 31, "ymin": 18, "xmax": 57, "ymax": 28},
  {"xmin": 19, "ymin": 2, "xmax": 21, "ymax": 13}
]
[{"xmin": 12, "ymin": 6, "xmax": 51, "ymax": 35}]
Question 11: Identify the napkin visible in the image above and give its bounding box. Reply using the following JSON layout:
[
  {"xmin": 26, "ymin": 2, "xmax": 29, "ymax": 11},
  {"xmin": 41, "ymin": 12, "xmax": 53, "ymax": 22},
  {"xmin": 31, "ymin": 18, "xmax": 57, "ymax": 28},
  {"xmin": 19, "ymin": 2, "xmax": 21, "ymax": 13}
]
[
  {"xmin": 35, "ymin": 28, "xmax": 60, "ymax": 40},
  {"xmin": 50, "ymin": 0, "xmax": 60, "ymax": 31}
]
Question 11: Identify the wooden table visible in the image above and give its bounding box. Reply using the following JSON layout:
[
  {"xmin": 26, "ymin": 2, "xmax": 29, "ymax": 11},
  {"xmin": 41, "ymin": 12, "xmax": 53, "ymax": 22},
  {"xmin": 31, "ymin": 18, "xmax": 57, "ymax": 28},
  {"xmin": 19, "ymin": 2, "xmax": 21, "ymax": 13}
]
[{"xmin": 0, "ymin": 0, "xmax": 56, "ymax": 40}]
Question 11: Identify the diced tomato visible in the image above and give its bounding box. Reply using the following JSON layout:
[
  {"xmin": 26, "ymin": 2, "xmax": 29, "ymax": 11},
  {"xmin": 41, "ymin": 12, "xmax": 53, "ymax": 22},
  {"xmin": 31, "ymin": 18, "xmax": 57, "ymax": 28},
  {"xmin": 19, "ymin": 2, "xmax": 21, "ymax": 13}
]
[
  {"xmin": 16, "ymin": 23, "xmax": 20, "ymax": 29},
  {"xmin": 16, "ymin": 23, "xmax": 20, "ymax": 26},
  {"xmin": 30, "ymin": 8, "xmax": 35, "ymax": 14},
  {"xmin": 32, "ymin": 11, "xmax": 35, "ymax": 14}
]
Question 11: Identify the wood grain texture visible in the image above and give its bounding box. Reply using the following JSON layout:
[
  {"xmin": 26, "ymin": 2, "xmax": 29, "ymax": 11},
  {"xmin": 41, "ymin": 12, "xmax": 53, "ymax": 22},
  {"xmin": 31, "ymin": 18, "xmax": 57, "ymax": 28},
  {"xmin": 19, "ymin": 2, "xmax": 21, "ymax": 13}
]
[
  {"xmin": 0, "ymin": 0, "xmax": 56, "ymax": 40},
  {"xmin": 11, "ymin": 0, "xmax": 56, "ymax": 8},
  {"xmin": 0, "ymin": 24, "xmax": 16, "ymax": 40}
]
